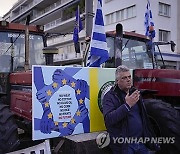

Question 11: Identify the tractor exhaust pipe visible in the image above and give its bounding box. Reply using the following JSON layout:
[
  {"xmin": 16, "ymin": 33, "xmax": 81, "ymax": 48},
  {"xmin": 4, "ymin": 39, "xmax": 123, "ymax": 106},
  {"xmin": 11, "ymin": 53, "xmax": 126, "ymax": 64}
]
[{"xmin": 24, "ymin": 15, "xmax": 30, "ymax": 70}]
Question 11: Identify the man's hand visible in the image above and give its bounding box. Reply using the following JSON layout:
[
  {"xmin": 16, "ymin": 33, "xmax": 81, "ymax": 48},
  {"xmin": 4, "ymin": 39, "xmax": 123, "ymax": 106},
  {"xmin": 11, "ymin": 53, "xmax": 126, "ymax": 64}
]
[
  {"xmin": 36, "ymin": 85, "xmax": 51, "ymax": 103},
  {"xmin": 58, "ymin": 124, "xmax": 74, "ymax": 136},
  {"xmin": 75, "ymin": 79, "xmax": 88, "ymax": 102},
  {"xmin": 125, "ymin": 90, "xmax": 140, "ymax": 107},
  {"xmin": 73, "ymin": 105, "xmax": 89, "ymax": 124},
  {"xmin": 52, "ymin": 69, "xmax": 70, "ymax": 86}
]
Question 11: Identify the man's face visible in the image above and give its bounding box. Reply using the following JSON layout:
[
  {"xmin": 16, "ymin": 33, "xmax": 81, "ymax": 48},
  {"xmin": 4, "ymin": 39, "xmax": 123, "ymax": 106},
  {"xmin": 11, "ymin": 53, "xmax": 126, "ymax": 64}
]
[{"xmin": 117, "ymin": 71, "xmax": 132, "ymax": 92}]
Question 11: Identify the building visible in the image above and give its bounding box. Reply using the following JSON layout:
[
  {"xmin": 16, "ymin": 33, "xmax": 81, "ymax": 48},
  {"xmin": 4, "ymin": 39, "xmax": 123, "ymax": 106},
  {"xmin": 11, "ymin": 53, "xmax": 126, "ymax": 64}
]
[
  {"xmin": 2, "ymin": 0, "xmax": 180, "ymax": 63},
  {"xmin": 103, "ymin": 0, "xmax": 180, "ymax": 54},
  {"xmin": 3, "ymin": 0, "xmax": 91, "ymax": 63}
]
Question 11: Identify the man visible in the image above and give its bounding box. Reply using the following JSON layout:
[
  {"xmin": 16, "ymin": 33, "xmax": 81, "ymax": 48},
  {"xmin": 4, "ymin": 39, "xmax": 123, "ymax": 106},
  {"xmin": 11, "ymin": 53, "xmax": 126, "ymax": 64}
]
[{"xmin": 103, "ymin": 65, "xmax": 159, "ymax": 154}]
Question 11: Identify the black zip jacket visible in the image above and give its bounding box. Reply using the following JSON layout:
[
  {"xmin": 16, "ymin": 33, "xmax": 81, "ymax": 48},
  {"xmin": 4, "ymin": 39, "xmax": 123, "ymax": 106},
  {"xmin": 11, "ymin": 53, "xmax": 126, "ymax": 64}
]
[{"xmin": 103, "ymin": 85, "xmax": 159, "ymax": 154}]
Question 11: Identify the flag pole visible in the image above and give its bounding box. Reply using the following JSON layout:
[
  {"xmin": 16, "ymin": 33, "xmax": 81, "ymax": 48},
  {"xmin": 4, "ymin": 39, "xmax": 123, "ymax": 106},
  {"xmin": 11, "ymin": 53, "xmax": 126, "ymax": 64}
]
[
  {"xmin": 76, "ymin": 5, "xmax": 79, "ymax": 57},
  {"xmin": 77, "ymin": 5, "xmax": 79, "ymax": 33}
]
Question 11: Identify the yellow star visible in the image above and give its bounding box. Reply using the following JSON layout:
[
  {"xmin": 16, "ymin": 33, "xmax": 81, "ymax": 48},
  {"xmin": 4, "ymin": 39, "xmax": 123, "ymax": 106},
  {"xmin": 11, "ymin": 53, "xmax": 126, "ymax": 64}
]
[
  {"xmin": 45, "ymin": 102, "xmax": 49, "ymax": 107},
  {"xmin": 79, "ymin": 99, "xmax": 84, "ymax": 104},
  {"xmin": 52, "ymin": 82, "xmax": 58, "ymax": 88},
  {"xmin": 54, "ymin": 121, "xmax": 59, "ymax": 126},
  {"xmin": 71, "ymin": 118, "xmax": 76, "ymax": 124},
  {"xmin": 76, "ymin": 110, "xmax": 81, "ymax": 116},
  {"xmin": 76, "ymin": 89, "xmax": 81, "ymax": 95},
  {"xmin": 62, "ymin": 79, "xmax": 67, "ymax": 85},
  {"xmin": 47, "ymin": 90, "xmax": 52, "ymax": 96},
  {"xmin": 48, "ymin": 112, "xmax": 53, "ymax": 119},
  {"xmin": 71, "ymin": 82, "xmax": 76, "ymax": 88},
  {"xmin": 62, "ymin": 122, "xmax": 68, "ymax": 128}
]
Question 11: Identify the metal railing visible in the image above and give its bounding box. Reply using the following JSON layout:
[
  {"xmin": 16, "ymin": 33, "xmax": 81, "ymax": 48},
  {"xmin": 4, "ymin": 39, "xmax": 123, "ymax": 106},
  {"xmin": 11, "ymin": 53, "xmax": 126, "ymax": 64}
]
[
  {"xmin": 31, "ymin": 0, "xmax": 73, "ymax": 21},
  {"xmin": 11, "ymin": 0, "xmax": 43, "ymax": 20}
]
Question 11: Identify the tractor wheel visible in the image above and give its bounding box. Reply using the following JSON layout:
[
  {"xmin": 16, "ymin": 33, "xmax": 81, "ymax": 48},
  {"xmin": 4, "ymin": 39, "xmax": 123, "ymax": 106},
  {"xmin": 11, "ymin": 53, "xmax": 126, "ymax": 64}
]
[
  {"xmin": 144, "ymin": 99, "xmax": 180, "ymax": 154},
  {"xmin": 0, "ymin": 103, "xmax": 20, "ymax": 153}
]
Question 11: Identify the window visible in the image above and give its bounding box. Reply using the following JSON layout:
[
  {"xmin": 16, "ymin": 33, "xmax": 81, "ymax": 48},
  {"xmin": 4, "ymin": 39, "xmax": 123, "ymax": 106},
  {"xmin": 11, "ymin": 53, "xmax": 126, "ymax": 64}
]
[
  {"xmin": 116, "ymin": 10, "xmax": 121, "ymax": 21},
  {"xmin": 106, "ymin": 5, "xmax": 136, "ymax": 25},
  {"xmin": 116, "ymin": 5, "xmax": 135, "ymax": 22},
  {"xmin": 159, "ymin": 29, "xmax": 170, "ymax": 42},
  {"xmin": 106, "ymin": 14, "xmax": 111, "ymax": 25},
  {"xmin": 116, "ymin": 9, "xmax": 124, "ymax": 22},
  {"xmin": 121, "ymin": 9, "xmax": 125, "ymax": 20},
  {"xmin": 126, "ymin": 5, "xmax": 136, "ymax": 19},
  {"xmin": 105, "ymin": 37, "xmax": 152, "ymax": 69},
  {"xmin": 105, "ymin": 12, "xmax": 115, "ymax": 25},
  {"xmin": 159, "ymin": 2, "xmax": 171, "ymax": 17},
  {"xmin": 0, "ymin": 32, "xmax": 45, "ymax": 72},
  {"xmin": 106, "ymin": 14, "xmax": 110, "ymax": 25},
  {"xmin": 110, "ymin": 12, "xmax": 115, "ymax": 23}
]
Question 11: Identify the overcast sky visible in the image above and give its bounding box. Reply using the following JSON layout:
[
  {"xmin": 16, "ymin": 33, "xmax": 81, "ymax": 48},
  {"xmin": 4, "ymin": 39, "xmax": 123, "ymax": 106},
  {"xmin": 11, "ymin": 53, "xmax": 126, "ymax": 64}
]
[{"xmin": 0, "ymin": 0, "xmax": 18, "ymax": 17}]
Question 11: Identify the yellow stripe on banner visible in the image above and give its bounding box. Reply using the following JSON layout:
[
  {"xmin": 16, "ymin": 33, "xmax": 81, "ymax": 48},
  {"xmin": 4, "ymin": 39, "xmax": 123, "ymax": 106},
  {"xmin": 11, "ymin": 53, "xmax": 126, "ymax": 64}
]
[{"xmin": 90, "ymin": 68, "xmax": 106, "ymax": 132}]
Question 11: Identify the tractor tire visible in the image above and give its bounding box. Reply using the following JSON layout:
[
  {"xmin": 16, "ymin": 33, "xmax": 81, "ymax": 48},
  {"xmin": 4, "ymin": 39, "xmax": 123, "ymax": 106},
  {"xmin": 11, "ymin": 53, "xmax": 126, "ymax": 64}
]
[
  {"xmin": 0, "ymin": 103, "xmax": 20, "ymax": 153},
  {"xmin": 144, "ymin": 99, "xmax": 180, "ymax": 154}
]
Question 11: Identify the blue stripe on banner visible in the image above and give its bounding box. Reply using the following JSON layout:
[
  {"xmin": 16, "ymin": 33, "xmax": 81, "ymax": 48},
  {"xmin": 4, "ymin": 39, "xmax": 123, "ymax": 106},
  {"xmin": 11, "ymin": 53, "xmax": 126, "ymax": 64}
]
[
  {"xmin": 92, "ymin": 32, "xmax": 106, "ymax": 42},
  {"xmin": 95, "ymin": 9, "xmax": 104, "ymax": 26},
  {"xmin": 64, "ymin": 67, "xmax": 81, "ymax": 76},
  {"xmin": 149, "ymin": 10, "xmax": 152, "ymax": 18},
  {"xmin": 91, "ymin": 47, "xmax": 108, "ymax": 57},
  {"xmin": 89, "ymin": 46, "xmax": 109, "ymax": 67},
  {"xmin": 89, "ymin": 58, "xmax": 100, "ymax": 67}
]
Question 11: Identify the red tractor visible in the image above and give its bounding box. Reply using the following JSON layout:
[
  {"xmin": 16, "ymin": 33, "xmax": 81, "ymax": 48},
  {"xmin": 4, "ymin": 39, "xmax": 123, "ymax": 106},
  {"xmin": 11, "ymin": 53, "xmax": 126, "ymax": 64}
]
[
  {"xmin": 92, "ymin": 24, "xmax": 180, "ymax": 154},
  {"xmin": 0, "ymin": 20, "xmax": 179, "ymax": 154},
  {"xmin": 0, "ymin": 20, "xmax": 46, "ymax": 153}
]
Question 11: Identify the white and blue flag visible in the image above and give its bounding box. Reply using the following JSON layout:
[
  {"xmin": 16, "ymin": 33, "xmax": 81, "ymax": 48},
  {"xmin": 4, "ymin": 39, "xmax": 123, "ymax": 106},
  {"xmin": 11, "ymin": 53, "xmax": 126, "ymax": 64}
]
[
  {"xmin": 87, "ymin": 0, "xmax": 109, "ymax": 67},
  {"xmin": 144, "ymin": 0, "xmax": 155, "ymax": 39}
]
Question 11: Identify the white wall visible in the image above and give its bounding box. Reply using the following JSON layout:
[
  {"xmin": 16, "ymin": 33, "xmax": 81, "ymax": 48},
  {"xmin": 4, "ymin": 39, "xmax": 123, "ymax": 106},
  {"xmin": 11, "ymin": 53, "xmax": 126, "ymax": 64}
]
[
  {"xmin": 177, "ymin": 0, "xmax": 180, "ymax": 53},
  {"xmin": 103, "ymin": 0, "xmax": 179, "ymax": 53}
]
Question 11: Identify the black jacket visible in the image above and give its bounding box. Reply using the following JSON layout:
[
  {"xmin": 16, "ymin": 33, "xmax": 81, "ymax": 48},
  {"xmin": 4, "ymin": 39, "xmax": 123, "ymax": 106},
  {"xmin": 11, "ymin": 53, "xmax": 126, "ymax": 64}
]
[{"xmin": 103, "ymin": 85, "xmax": 158, "ymax": 153}]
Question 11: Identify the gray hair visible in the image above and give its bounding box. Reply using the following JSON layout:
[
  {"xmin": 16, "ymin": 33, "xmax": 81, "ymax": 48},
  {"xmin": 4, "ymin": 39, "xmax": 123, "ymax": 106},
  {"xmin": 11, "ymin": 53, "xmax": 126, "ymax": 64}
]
[{"xmin": 115, "ymin": 65, "xmax": 130, "ymax": 82}]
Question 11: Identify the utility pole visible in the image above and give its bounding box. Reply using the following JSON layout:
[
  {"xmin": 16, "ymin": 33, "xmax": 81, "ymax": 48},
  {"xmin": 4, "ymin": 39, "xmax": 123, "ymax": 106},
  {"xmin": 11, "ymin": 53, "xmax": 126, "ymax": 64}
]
[{"xmin": 85, "ymin": 0, "xmax": 93, "ymax": 37}]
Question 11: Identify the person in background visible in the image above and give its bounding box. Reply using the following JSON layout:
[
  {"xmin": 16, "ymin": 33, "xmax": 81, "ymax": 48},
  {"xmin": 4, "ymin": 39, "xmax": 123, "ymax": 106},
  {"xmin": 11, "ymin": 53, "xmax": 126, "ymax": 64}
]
[{"xmin": 103, "ymin": 65, "xmax": 159, "ymax": 154}]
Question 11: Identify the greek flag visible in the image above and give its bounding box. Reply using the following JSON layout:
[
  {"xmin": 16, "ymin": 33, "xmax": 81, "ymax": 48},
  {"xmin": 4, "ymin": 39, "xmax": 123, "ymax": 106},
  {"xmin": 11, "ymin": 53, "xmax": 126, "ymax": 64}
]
[
  {"xmin": 144, "ymin": 0, "xmax": 155, "ymax": 39},
  {"xmin": 87, "ymin": 0, "xmax": 109, "ymax": 67},
  {"xmin": 73, "ymin": 6, "xmax": 83, "ymax": 53}
]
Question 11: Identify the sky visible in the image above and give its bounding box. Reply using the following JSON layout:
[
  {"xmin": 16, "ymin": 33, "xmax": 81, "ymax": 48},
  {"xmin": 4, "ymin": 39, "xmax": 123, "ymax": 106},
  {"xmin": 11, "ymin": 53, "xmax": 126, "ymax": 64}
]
[{"xmin": 0, "ymin": 0, "xmax": 18, "ymax": 17}]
